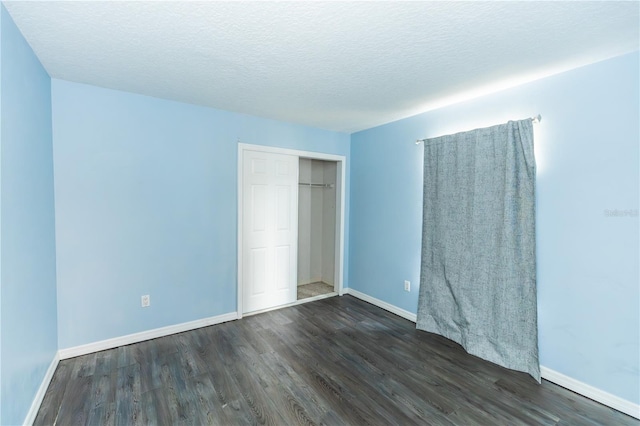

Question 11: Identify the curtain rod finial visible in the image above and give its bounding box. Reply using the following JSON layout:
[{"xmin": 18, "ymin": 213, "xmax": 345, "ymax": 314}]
[{"xmin": 532, "ymin": 114, "xmax": 542, "ymax": 124}]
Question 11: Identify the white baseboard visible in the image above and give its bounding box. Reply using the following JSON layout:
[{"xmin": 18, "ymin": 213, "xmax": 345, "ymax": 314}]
[
  {"xmin": 58, "ymin": 311, "xmax": 238, "ymax": 360},
  {"xmin": 540, "ymin": 366, "xmax": 639, "ymax": 419},
  {"xmin": 343, "ymin": 288, "xmax": 417, "ymax": 322},
  {"xmin": 343, "ymin": 287, "xmax": 639, "ymax": 419},
  {"xmin": 23, "ymin": 352, "xmax": 60, "ymax": 426}
]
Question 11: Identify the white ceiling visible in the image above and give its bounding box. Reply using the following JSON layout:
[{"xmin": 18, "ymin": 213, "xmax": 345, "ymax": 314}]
[{"xmin": 3, "ymin": 1, "xmax": 639, "ymax": 133}]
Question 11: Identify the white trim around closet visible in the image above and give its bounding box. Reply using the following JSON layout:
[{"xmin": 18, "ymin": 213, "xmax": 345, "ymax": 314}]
[{"xmin": 237, "ymin": 143, "xmax": 347, "ymax": 319}]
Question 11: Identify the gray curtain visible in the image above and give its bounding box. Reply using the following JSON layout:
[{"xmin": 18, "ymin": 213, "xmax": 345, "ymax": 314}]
[{"xmin": 416, "ymin": 119, "xmax": 540, "ymax": 382}]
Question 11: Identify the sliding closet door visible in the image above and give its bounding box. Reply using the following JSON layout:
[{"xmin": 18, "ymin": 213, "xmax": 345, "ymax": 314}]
[{"xmin": 242, "ymin": 150, "xmax": 299, "ymax": 313}]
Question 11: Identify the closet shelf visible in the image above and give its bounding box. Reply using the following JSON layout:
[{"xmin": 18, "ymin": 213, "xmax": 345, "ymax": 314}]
[{"xmin": 298, "ymin": 182, "xmax": 335, "ymax": 189}]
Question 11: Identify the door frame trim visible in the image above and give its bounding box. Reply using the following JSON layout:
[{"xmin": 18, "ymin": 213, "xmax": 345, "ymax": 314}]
[{"xmin": 237, "ymin": 143, "xmax": 347, "ymax": 318}]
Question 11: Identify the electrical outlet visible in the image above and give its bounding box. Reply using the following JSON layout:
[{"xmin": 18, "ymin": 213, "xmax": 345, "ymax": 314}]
[
  {"xmin": 141, "ymin": 295, "xmax": 150, "ymax": 307},
  {"xmin": 404, "ymin": 280, "xmax": 410, "ymax": 292}
]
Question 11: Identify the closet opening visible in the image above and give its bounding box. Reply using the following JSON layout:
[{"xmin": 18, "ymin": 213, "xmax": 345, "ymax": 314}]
[
  {"xmin": 297, "ymin": 158, "xmax": 338, "ymax": 300},
  {"xmin": 237, "ymin": 143, "xmax": 346, "ymax": 318}
]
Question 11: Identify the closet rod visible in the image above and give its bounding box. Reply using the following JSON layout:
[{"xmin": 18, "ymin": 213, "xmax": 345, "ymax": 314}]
[
  {"xmin": 298, "ymin": 182, "xmax": 335, "ymax": 188},
  {"xmin": 414, "ymin": 114, "xmax": 542, "ymax": 145}
]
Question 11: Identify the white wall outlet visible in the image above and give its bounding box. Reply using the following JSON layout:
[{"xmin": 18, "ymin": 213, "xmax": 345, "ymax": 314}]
[
  {"xmin": 404, "ymin": 280, "xmax": 410, "ymax": 292},
  {"xmin": 141, "ymin": 295, "xmax": 150, "ymax": 307}
]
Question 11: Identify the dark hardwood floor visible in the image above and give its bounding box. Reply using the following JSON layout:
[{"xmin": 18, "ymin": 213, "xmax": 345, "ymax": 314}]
[{"xmin": 35, "ymin": 295, "xmax": 638, "ymax": 425}]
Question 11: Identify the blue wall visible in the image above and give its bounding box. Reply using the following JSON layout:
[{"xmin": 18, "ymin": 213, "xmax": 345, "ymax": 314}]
[
  {"xmin": 349, "ymin": 52, "xmax": 639, "ymax": 404},
  {"xmin": 0, "ymin": 5, "xmax": 58, "ymax": 425},
  {"xmin": 0, "ymin": 4, "xmax": 636, "ymax": 416},
  {"xmin": 52, "ymin": 80, "xmax": 350, "ymax": 349}
]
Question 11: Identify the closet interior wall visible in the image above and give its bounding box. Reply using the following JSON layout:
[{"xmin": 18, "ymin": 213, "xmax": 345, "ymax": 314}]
[{"xmin": 298, "ymin": 158, "xmax": 337, "ymax": 288}]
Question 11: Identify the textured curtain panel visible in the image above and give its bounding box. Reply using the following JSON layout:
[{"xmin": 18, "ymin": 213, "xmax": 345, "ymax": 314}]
[{"xmin": 416, "ymin": 119, "xmax": 540, "ymax": 382}]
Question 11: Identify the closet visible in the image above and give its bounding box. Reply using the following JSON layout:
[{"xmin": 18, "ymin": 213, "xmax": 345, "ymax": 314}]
[
  {"xmin": 238, "ymin": 144, "xmax": 344, "ymax": 316},
  {"xmin": 297, "ymin": 158, "xmax": 337, "ymax": 300}
]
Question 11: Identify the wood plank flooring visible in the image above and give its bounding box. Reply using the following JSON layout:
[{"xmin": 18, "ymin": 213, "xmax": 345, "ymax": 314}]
[{"xmin": 35, "ymin": 295, "xmax": 638, "ymax": 425}]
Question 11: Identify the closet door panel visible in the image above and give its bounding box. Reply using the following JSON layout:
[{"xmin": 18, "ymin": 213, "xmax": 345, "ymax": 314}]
[{"xmin": 242, "ymin": 150, "xmax": 298, "ymax": 313}]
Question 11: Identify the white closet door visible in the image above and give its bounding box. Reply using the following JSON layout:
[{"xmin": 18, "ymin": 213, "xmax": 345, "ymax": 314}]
[{"xmin": 242, "ymin": 150, "xmax": 298, "ymax": 313}]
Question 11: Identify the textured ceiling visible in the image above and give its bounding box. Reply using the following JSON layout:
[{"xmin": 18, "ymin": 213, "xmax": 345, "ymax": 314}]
[{"xmin": 3, "ymin": 1, "xmax": 639, "ymax": 133}]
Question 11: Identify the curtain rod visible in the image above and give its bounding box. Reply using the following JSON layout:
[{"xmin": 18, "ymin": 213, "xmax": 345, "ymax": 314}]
[{"xmin": 415, "ymin": 114, "xmax": 542, "ymax": 145}]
